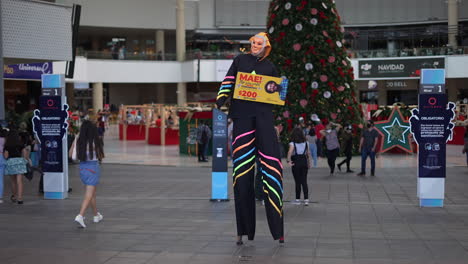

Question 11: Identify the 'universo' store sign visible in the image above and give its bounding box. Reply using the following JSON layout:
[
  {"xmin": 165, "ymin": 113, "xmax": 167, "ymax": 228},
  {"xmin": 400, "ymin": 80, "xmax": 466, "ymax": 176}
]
[
  {"xmin": 3, "ymin": 62, "xmax": 53, "ymax": 80},
  {"xmin": 358, "ymin": 57, "xmax": 445, "ymax": 80}
]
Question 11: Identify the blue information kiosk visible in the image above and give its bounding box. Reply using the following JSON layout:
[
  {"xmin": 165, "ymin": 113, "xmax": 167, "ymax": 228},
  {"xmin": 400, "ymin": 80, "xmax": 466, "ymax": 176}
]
[
  {"xmin": 211, "ymin": 108, "xmax": 229, "ymax": 201},
  {"xmin": 410, "ymin": 69, "xmax": 455, "ymax": 207},
  {"xmin": 32, "ymin": 74, "xmax": 69, "ymax": 199}
]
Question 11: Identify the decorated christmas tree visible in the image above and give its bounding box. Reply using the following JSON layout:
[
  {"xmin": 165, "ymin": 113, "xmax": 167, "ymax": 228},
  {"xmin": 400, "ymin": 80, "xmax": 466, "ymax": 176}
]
[{"xmin": 266, "ymin": 0, "xmax": 362, "ymax": 139}]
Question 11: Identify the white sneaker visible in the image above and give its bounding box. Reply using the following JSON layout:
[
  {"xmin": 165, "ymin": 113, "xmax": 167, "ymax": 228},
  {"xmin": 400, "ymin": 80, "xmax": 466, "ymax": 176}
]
[
  {"xmin": 93, "ymin": 212, "xmax": 103, "ymax": 223},
  {"xmin": 74, "ymin": 214, "xmax": 86, "ymax": 228},
  {"xmin": 304, "ymin": 199, "xmax": 309, "ymax": 206},
  {"xmin": 292, "ymin": 199, "xmax": 301, "ymax": 205}
]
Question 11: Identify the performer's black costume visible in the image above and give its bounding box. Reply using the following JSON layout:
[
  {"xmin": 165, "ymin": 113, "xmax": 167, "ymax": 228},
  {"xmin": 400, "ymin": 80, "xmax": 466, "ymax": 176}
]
[{"xmin": 216, "ymin": 33, "xmax": 284, "ymax": 243}]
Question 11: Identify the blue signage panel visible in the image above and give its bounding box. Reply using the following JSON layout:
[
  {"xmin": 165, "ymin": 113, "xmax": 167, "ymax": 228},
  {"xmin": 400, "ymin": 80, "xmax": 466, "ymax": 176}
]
[
  {"xmin": 211, "ymin": 108, "xmax": 229, "ymax": 201},
  {"xmin": 421, "ymin": 69, "xmax": 445, "ymax": 85},
  {"xmin": 3, "ymin": 62, "xmax": 52, "ymax": 80},
  {"xmin": 32, "ymin": 96, "xmax": 69, "ymax": 172},
  {"xmin": 41, "ymin": 74, "xmax": 65, "ymax": 89}
]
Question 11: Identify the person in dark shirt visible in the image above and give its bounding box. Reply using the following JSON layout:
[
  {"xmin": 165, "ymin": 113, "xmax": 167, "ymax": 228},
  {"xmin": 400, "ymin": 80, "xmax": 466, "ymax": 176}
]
[
  {"xmin": 216, "ymin": 32, "xmax": 284, "ymax": 245},
  {"xmin": 358, "ymin": 120, "xmax": 379, "ymax": 176},
  {"xmin": 337, "ymin": 125, "xmax": 354, "ymax": 173},
  {"xmin": 4, "ymin": 130, "xmax": 28, "ymax": 204}
]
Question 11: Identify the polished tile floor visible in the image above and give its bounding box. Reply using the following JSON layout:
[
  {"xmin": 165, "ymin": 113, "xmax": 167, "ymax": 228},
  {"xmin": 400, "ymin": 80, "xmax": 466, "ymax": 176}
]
[
  {"xmin": 0, "ymin": 126, "xmax": 467, "ymax": 264},
  {"xmin": 103, "ymin": 125, "xmax": 467, "ymax": 168}
]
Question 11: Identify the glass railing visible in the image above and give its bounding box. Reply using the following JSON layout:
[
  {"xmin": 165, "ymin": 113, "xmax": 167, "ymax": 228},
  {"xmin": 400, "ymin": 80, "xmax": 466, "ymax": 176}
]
[
  {"xmin": 350, "ymin": 46, "xmax": 468, "ymax": 58},
  {"xmin": 77, "ymin": 46, "xmax": 468, "ymax": 61},
  {"xmin": 77, "ymin": 50, "xmax": 178, "ymax": 61},
  {"xmin": 77, "ymin": 50, "xmax": 242, "ymax": 61}
]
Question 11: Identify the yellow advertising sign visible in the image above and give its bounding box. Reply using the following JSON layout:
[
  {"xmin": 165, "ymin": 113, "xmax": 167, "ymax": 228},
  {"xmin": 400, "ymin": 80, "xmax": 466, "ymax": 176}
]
[{"xmin": 234, "ymin": 72, "xmax": 288, "ymax": 106}]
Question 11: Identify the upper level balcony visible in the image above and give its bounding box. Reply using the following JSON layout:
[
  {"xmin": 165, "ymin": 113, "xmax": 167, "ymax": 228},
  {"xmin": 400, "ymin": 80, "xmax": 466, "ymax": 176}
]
[{"xmin": 77, "ymin": 46, "xmax": 468, "ymax": 62}]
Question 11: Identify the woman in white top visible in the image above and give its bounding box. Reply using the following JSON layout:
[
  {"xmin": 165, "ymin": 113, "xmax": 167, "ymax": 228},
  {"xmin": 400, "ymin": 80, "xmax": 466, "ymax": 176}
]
[{"xmin": 287, "ymin": 127, "xmax": 312, "ymax": 206}]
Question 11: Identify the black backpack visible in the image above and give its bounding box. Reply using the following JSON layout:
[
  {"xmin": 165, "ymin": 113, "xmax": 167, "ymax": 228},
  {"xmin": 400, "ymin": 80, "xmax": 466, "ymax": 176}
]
[{"xmin": 291, "ymin": 142, "xmax": 308, "ymax": 168}]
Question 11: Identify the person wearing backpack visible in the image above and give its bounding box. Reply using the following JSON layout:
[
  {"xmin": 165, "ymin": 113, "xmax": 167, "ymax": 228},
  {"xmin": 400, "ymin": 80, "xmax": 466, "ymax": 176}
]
[
  {"xmin": 306, "ymin": 123, "xmax": 318, "ymax": 168},
  {"xmin": 287, "ymin": 127, "xmax": 312, "ymax": 206},
  {"xmin": 196, "ymin": 121, "xmax": 211, "ymax": 162}
]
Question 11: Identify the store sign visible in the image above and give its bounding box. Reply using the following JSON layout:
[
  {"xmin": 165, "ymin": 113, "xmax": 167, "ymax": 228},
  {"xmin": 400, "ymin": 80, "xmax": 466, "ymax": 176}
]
[
  {"xmin": 358, "ymin": 57, "xmax": 444, "ymax": 79},
  {"xmin": 386, "ymin": 81, "xmax": 408, "ymax": 88},
  {"xmin": 3, "ymin": 62, "xmax": 53, "ymax": 80}
]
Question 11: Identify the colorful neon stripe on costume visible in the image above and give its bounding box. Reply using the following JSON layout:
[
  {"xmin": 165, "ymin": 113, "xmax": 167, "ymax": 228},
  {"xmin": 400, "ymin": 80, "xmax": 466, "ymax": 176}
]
[
  {"xmin": 233, "ymin": 163, "xmax": 255, "ymax": 187},
  {"xmin": 233, "ymin": 154, "xmax": 256, "ymax": 175},
  {"xmin": 233, "ymin": 137, "xmax": 255, "ymax": 156},
  {"xmin": 233, "ymin": 147, "xmax": 256, "ymax": 164},
  {"xmin": 263, "ymin": 189, "xmax": 283, "ymax": 216},
  {"xmin": 260, "ymin": 159, "xmax": 282, "ymax": 180},
  {"xmin": 232, "ymin": 130, "xmax": 255, "ymax": 146},
  {"xmin": 219, "ymin": 85, "xmax": 231, "ymax": 90},
  {"xmin": 225, "ymin": 76, "xmax": 235, "ymax": 79},
  {"xmin": 261, "ymin": 168, "xmax": 283, "ymax": 193},
  {"xmin": 258, "ymin": 151, "xmax": 283, "ymax": 169}
]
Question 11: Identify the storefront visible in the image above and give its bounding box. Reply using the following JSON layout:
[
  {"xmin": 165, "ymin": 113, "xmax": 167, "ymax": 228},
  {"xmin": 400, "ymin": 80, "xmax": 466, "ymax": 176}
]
[
  {"xmin": 3, "ymin": 62, "xmax": 53, "ymax": 115},
  {"xmin": 357, "ymin": 56, "xmax": 445, "ymax": 106}
]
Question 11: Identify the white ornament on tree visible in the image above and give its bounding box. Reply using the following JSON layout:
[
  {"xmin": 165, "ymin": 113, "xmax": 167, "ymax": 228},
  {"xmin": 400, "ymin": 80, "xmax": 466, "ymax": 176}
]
[
  {"xmin": 310, "ymin": 18, "xmax": 318, "ymax": 25},
  {"xmin": 311, "ymin": 82, "xmax": 319, "ymax": 89},
  {"xmin": 295, "ymin": 24, "xmax": 303, "ymax": 31},
  {"xmin": 285, "ymin": 2, "xmax": 291, "ymax": 10},
  {"xmin": 322, "ymin": 2, "xmax": 328, "ymax": 9},
  {"xmin": 324, "ymin": 91, "xmax": 331, "ymax": 98},
  {"xmin": 345, "ymin": 83, "xmax": 350, "ymax": 89},
  {"xmin": 305, "ymin": 63, "xmax": 314, "ymax": 71},
  {"xmin": 336, "ymin": 41, "xmax": 342, "ymax": 47},
  {"xmin": 269, "ymin": 27, "xmax": 274, "ymax": 34}
]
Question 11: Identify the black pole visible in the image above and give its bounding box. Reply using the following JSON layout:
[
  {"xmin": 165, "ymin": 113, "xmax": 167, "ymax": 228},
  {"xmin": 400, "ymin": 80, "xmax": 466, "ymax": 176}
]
[
  {"xmin": 0, "ymin": 0, "xmax": 4, "ymax": 120},
  {"xmin": 66, "ymin": 4, "xmax": 81, "ymax": 79}
]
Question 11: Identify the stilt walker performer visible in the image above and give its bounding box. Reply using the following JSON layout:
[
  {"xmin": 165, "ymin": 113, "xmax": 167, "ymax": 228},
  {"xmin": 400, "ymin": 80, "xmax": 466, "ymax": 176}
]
[{"xmin": 216, "ymin": 32, "xmax": 284, "ymax": 245}]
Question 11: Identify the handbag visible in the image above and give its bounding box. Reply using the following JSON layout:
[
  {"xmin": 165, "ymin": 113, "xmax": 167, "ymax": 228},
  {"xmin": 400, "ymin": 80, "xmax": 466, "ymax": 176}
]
[
  {"xmin": 291, "ymin": 143, "xmax": 308, "ymax": 168},
  {"xmin": 69, "ymin": 135, "xmax": 79, "ymax": 161},
  {"xmin": 24, "ymin": 162, "xmax": 33, "ymax": 181}
]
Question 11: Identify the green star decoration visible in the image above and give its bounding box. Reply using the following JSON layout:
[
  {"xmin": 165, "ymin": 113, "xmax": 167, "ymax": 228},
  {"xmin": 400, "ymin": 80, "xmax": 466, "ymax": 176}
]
[{"xmin": 374, "ymin": 108, "xmax": 413, "ymax": 153}]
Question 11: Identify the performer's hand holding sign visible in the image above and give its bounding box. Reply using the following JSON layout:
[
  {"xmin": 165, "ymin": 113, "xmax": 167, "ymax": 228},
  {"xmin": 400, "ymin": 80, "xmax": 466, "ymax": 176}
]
[{"xmin": 216, "ymin": 32, "xmax": 286, "ymax": 245}]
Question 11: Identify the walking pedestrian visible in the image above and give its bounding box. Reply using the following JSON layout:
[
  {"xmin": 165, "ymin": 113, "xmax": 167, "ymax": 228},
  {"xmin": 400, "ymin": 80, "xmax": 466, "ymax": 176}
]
[
  {"xmin": 4, "ymin": 130, "xmax": 28, "ymax": 204},
  {"xmin": 462, "ymin": 125, "xmax": 468, "ymax": 167},
  {"xmin": 196, "ymin": 121, "xmax": 211, "ymax": 162},
  {"xmin": 72, "ymin": 120, "xmax": 105, "ymax": 228},
  {"xmin": 357, "ymin": 120, "xmax": 379, "ymax": 176},
  {"xmin": 287, "ymin": 127, "xmax": 312, "ymax": 206},
  {"xmin": 0, "ymin": 128, "xmax": 7, "ymax": 203},
  {"xmin": 306, "ymin": 123, "xmax": 317, "ymax": 168},
  {"xmin": 313, "ymin": 116, "xmax": 325, "ymax": 157},
  {"xmin": 320, "ymin": 122, "xmax": 342, "ymax": 176},
  {"xmin": 337, "ymin": 125, "xmax": 354, "ymax": 173}
]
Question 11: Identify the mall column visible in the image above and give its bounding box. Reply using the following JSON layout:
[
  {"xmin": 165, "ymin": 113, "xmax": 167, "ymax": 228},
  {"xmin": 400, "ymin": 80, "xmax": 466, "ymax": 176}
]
[
  {"xmin": 93, "ymin": 82, "xmax": 103, "ymax": 113},
  {"xmin": 448, "ymin": 0, "xmax": 459, "ymax": 48},
  {"xmin": 410, "ymin": 69, "xmax": 455, "ymax": 207},
  {"xmin": 32, "ymin": 74, "xmax": 69, "ymax": 199},
  {"xmin": 176, "ymin": 0, "xmax": 186, "ymax": 105}
]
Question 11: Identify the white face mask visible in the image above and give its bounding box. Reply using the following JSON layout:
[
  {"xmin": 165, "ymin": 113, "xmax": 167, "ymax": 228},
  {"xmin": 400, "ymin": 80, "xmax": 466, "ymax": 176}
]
[{"xmin": 251, "ymin": 36, "xmax": 266, "ymax": 56}]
